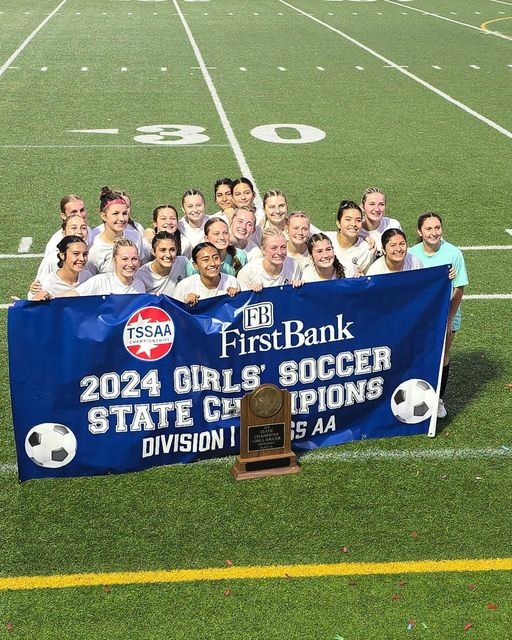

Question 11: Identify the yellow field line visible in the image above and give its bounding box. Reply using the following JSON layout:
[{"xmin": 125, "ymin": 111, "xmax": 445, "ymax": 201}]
[
  {"xmin": 1, "ymin": 558, "xmax": 512, "ymax": 592},
  {"xmin": 481, "ymin": 16, "xmax": 512, "ymax": 30}
]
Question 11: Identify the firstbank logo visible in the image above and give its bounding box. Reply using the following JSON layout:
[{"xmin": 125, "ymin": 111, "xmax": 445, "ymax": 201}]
[{"xmin": 243, "ymin": 303, "xmax": 274, "ymax": 331}]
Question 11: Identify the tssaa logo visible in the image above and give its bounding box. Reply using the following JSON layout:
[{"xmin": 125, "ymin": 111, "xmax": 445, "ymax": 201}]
[{"xmin": 123, "ymin": 307, "xmax": 175, "ymax": 361}]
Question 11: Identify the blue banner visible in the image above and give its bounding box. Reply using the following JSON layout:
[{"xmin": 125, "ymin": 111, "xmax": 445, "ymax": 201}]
[{"xmin": 9, "ymin": 266, "xmax": 451, "ymax": 481}]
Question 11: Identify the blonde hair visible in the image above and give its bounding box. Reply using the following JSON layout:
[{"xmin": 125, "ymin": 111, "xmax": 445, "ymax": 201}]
[
  {"xmin": 261, "ymin": 227, "xmax": 286, "ymax": 248},
  {"xmin": 112, "ymin": 237, "xmax": 138, "ymax": 259}
]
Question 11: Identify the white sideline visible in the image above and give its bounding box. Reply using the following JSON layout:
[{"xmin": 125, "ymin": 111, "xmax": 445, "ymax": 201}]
[
  {"xmin": 383, "ymin": 0, "xmax": 512, "ymax": 41},
  {"xmin": 276, "ymin": 0, "xmax": 512, "ymax": 140},
  {"xmin": 0, "ymin": 0, "xmax": 69, "ymax": 79},
  {"xmin": 2, "ymin": 446, "xmax": 511, "ymax": 475},
  {"xmin": 171, "ymin": 0, "xmax": 260, "ymax": 201}
]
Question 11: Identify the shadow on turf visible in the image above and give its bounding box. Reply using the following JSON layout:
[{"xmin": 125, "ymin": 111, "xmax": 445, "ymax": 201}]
[{"xmin": 438, "ymin": 350, "xmax": 498, "ymax": 430}]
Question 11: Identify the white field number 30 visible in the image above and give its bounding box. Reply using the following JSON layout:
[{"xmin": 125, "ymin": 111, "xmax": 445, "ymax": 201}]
[{"xmin": 133, "ymin": 124, "xmax": 326, "ymax": 145}]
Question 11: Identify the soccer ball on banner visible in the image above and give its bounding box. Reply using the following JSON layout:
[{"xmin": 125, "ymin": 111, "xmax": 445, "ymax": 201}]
[
  {"xmin": 390, "ymin": 379, "xmax": 437, "ymax": 424},
  {"xmin": 25, "ymin": 423, "xmax": 77, "ymax": 468}
]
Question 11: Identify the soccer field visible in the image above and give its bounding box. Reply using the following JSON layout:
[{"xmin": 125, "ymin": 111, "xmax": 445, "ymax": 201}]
[{"xmin": 1, "ymin": 0, "xmax": 511, "ymax": 638}]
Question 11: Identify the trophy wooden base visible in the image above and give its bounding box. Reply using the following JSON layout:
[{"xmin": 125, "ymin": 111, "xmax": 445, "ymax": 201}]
[{"xmin": 231, "ymin": 452, "xmax": 301, "ymax": 481}]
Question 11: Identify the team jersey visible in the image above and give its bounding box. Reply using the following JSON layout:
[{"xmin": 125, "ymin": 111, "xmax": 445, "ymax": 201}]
[
  {"xmin": 136, "ymin": 257, "xmax": 188, "ymax": 296},
  {"xmin": 173, "ymin": 273, "xmax": 239, "ymax": 302},
  {"xmin": 87, "ymin": 234, "xmax": 145, "ymax": 275},
  {"xmin": 408, "ymin": 239, "xmax": 468, "ymax": 330},
  {"xmin": 324, "ymin": 233, "xmax": 374, "ymax": 275},
  {"xmin": 75, "ymin": 272, "xmax": 145, "ymax": 296},
  {"xmin": 359, "ymin": 217, "xmax": 402, "ymax": 255},
  {"xmin": 89, "ymin": 221, "xmax": 144, "ymax": 245},
  {"xmin": 366, "ymin": 253, "xmax": 423, "ymax": 275},
  {"xmin": 237, "ymin": 257, "xmax": 302, "ymax": 291},
  {"xmin": 177, "ymin": 215, "xmax": 210, "ymax": 248},
  {"xmin": 301, "ymin": 262, "xmax": 340, "ymax": 282},
  {"xmin": 27, "ymin": 270, "xmax": 92, "ymax": 299}
]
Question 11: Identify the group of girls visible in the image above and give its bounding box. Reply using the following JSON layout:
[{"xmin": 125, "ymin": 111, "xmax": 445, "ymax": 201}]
[{"xmin": 29, "ymin": 180, "xmax": 467, "ymax": 418}]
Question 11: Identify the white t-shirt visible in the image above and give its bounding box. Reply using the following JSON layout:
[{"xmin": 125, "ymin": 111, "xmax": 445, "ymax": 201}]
[
  {"xmin": 301, "ymin": 262, "xmax": 339, "ymax": 282},
  {"xmin": 178, "ymin": 215, "xmax": 210, "ymax": 248},
  {"xmin": 173, "ymin": 273, "xmax": 239, "ymax": 302},
  {"xmin": 237, "ymin": 257, "xmax": 302, "ymax": 291},
  {"xmin": 366, "ymin": 253, "xmax": 423, "ymax": 275},
  {"xmin": 136, "ymin": 257, "xmax": 188, "ymax": 296},
  {"xmin": 359, "ymin": 217, "xmax": 402, "ymax": 254},
  {"xmin": 325, "ymin": 233, "xmax": 374, "ymax": 275},
  {"xmin": 28, "ymin": 270, "xmax": 91, "ymax": 299},
  {"xmin": 76, "ymin": 272, "xmax": 145, "ymax": 296}
]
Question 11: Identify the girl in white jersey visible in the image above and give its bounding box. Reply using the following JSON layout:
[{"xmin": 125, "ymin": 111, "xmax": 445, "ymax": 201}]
[
  {"xmin": 30, "ymin": 235, "xmax": 90, "ymax": 300},
  {"xmin": 302, "ymin": 233, "xmax": 346, "ymax": 282},
  {"xmin": 44, "ymin": 194, "xmax": 90, "ymax": 258},
  {"xmin": 211, "ymin": 177, "xmax": 235, "ymax": 223},
  {"xmin": 177, "ymin": 189, "xmax": 210, "ymax": 248},
  {"xmin": 173, "ymin": 242, "xmax": 239, "ymax": 305},
  {"xmin": 367, "ymin": 228, "xmax": 423, "ymax": 275},
  {"xmin": 359, "ymin": 187, "xmax": 402, "ymax": 255},
  {"xmin": 88, "ymin": 187, "xmax": 144, "ymax": 246},
  {"xmin": 286, "ymin": 211, "xmax": 311, "ymax": 268},
  {"xmin": 237, "ymin": 228, "xmax": 303, "ymax": 292},
  {"xmin": 88, "ymin": 188, "xmax": 144, "ymax": 274},
  {"xmin": 143, "ymin": 205, "xmax": 193, "ymax": 260},
  {"xmin": 326, "ymin": 200, "xmax": 375, "ymax": 276},
  {"xmin": 137, "ymin": 231, "xmax": 188, "ymax": 296}
]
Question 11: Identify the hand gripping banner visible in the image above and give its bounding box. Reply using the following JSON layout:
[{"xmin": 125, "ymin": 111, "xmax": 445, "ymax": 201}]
[{"xmin": 8, "ymin": 266, "xmax": 451, "ymax": 481}]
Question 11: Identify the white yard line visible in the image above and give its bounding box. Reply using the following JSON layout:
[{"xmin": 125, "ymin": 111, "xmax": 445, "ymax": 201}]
[
  {"xmin": 171, "ymin": 0, "xmax": 260, "ymax": 200},
  {"xmin": 1, "ymin": 446, "xmax": 511, "ymax": 475},
  {"xmin": 465, "ymin": 294, "xmax": 512, "ymax": 300},
  {"xmin": 0, "ymin": 144, "xmax": 230, "ymax": 149},
  {"xmin": 489, "ymin": 0, "xmax": 512, "ymax": 6},
  {"xmin": 383, "ymin": 0, "xmax": 512, "ymax": 41},
  {"xmin": 0, "ymin": 253, "xmax": 44, "ymax": 259},
  {"xmin": 460, "ymin": 245, "xmax": 512, "ymax": 250},
  {"xmin": 276, "ymin": 0, "xmax": 512, "ymax": 140},
  {"xmin": 0, "ymin": 0, "xmax": 69, "ymax": 79}
]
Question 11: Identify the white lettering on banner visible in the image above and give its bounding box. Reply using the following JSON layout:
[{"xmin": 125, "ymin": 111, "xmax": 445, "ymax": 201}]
[
  {"xmin": 290, "ymin": 377, "xmax": 384, "ymax": 413},
  {"xmin": 279, "ymin": 347, "xmax": 391, "ymax": 385},
  {"xmin": 142, "ymin": 428, "xmax": 227, "ymax": 458},
  {"xmin": 219, "ymin": 314, "xmax": 354, "ymax": 359},
  {"xmin": 173, "ymin": 364, "xmax": 261, "ymax": 394},
  {"xmin": 88, "ymin": 400, "xmax": 193, "ymax": 433}
]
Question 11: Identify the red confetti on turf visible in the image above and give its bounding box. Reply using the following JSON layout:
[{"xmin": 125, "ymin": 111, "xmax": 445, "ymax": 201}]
[
  {"xmin": 391, "ymin": 594, "xmax": 401, "ymax": 602},
  {"xmin": 223, "ymin": 588, "xmax": 232, "ymax": 597},
  {"xmin": 225, "ymin": 559, "xmax": 234, "ymax": 567},
  {"xmin": 5, "ymin": 623, "xmax": 13, "ymax": 632},
  {"xmin": 487, "ymin": 603, "xmax": 498, "ymax": 610},
  {"xmin": 398, "ymin": 580, "xmax": 407, "ymax": 588},
  {"xmin": 102, "ymin": 585, "xmax": 111, "ymax": 593},
  {"xmin": 341, "ymin": 546, "xmax": 349, "ymax": 553},
  {"xmin": 468, "ymin": 584, "xmax": 477, "ymax": 591},
  {"xmin": 411, "ymin": 531, "xmax": 418, "ymax": 539},
  {"xmin": 464, "ymin": 623, "xmax": 473, "ymax": 631}
]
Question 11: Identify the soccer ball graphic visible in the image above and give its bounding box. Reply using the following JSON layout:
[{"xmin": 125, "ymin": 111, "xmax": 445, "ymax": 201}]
[
  {"xmin": 390, "ymin": 379, "xmax": 437, "ymax": 424},
  {"xmin": 25, "ymin": 423, "xmax": 77, "ymax": 468}
]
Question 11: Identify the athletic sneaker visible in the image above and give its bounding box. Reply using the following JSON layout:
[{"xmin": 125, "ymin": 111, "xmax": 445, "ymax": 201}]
[{"xmin": 437, "ymin": 399, "xmax": 447, "ymax": 419}]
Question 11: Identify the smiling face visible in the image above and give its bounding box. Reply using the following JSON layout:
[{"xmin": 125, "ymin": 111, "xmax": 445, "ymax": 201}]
[
  {"xmin": 418, "ymin": 216, "xmax": 443, "ymax": 252},
  {"xmin": 232, "ymin": 182, "xmax": 255, "ymax": 208},
  {"xmin": 215, "ymin": 184, "xmax": 233, "ymax": 211},
  {"xmin": 153, "ymin": 238, "xmax": 177, "ymax": 271},
  {"xmin": 287, "ymin": 214, "xmax": 310, "ymax": 246},
  {"xmin": 205, "ymin": 220, "xmax": 230, "ymax": 252},
  {"xmin": 336, "ymin": 208, "xmax": 362, "ymax": 240},
  {"xmin": 60, "ymin": 241, "xmax": 88, "ymax": 274},
  {"xmin": 64, "ymin": 215, "xmax": 88, "ymax": 240},
  {"xmin": 262, "ymin": 234, "xmax": 287, "ymax": 267},
  {"xmin": 114, "ymin": 245, "xmax": 139, "ymax": 281},
  {"xmin": 102, "ymin": 203, "xmax": 129, "ymax": 234},
  {"xmin": 182, "ymin": 194, "xmax": 206, "ymax": 226},
  {"xmin": 230, "ymin": 209, "xmax": 256, "ymax": 241},
  {"xmin": 383, "ymin": 233, "xmax": 408, "ymax": 266},
  {"xmin": 264, "ymin": 195, "xmax": 288, "ymax": 227},
  {"xmin": 193, "ymin": 245, "xmax": 221, "ymax": 281},
  {"xmin": 362, "ymin": 192, "xmax": 385, "ymax": 225},
  {"xmin": 154, "ymin": 207, "xmax": 178, "ymax": 233},
  {"xmin": 310, "ymin": 238, "xmax": 335, "ymax": 270}
]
